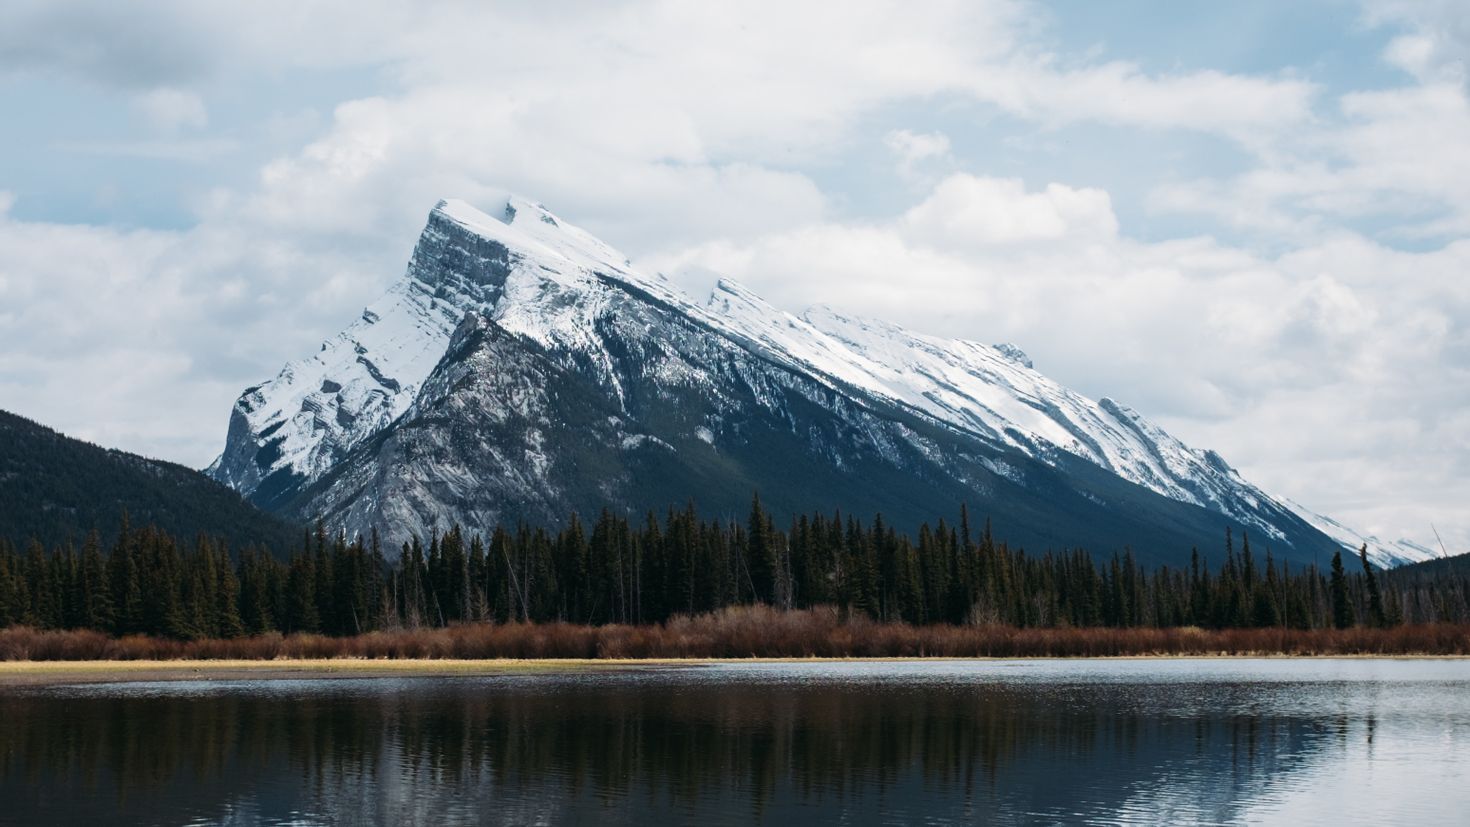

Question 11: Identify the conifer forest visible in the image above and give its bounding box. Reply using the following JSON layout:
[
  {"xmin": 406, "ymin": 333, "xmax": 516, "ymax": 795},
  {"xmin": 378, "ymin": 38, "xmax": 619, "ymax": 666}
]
[{"xmin": 3, "ymin": 496, "xmax": 1466, "ymax": 644}]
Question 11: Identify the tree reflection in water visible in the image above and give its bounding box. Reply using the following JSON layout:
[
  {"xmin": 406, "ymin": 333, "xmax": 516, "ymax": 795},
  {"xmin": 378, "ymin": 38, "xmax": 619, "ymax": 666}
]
[{"xmin": 0, "ymin": 665, "xmax": 1455, "ymax": 826}]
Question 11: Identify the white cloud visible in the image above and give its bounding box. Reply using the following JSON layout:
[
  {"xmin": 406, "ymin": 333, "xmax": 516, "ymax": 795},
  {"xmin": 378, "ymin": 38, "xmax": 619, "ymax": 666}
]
[
  {"xmin": 902, "ymin": 174, "xmax": 1118, "ymax": 246},
  {"xmin": 173, "ymin": 0, "xmax": 1318, "ymax": 267},
  {"xmin": 1363, "ymin": 0, "xmax": 1470, "ymax": 84},
  {"xmin": 6, "ymin": 1, "xmax": 1321, "ymax": 152},
  {"xmin": 1150, "ymin": 4, "xmax": 1470, "ymax": 242},
  {"xmin": 1384, "ymin": 34, "xmax": 1443, "ymax": 81},
  {"xmin": 217, "ymin": 89, "xmax": 831, "ymax": 256},
  {"xmin": 0, "ymin": 213, "xmax": 200, "ymax": 457},
  {"xmin": 969, "ymin": 60, "xmax": 1318, "ymax": 144},
  {"xmin": 1150, "ymin": 79, "xmax": 1470, "ymax": 240}
]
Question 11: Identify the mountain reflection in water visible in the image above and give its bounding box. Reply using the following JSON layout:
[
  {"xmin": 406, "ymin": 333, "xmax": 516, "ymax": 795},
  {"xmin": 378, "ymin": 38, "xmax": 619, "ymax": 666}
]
[{"xmin": 3, "ymin": 659, "xmax": 1469, "ymax": 826}]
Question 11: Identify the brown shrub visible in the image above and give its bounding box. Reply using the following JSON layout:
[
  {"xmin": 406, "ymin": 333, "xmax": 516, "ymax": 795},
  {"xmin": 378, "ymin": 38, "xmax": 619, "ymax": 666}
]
[{"xmin": 4, "ymin": 615, "xmax": 1470, "ymax": 662}]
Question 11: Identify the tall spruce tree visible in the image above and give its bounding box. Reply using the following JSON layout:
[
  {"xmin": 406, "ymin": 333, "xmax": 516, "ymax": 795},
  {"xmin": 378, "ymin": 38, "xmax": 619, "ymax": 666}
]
[
  {"xmin": 1330, "ymin": 550, "xmax": 1354, "ymax": 629},
  {"xmin": 78, "ymin": 530, "xmax": 114, "ymax": 631},
  {"xmin": 1360, "ymin": 545, "xmax": 1386, "ymax": 628},
  {"xmin": 745, "ymin": 494, "xmax": 778, "ymax": 605}
]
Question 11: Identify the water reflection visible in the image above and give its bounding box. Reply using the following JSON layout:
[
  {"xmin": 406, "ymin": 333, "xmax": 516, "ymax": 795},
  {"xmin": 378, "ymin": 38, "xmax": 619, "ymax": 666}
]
[{"xmin": 3, "ymin": 660, "xmax": 1469, "ymax": 825}]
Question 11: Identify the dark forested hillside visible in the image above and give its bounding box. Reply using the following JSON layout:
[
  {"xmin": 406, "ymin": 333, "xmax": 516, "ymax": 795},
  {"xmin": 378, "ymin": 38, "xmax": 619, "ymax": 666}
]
[
  {"xmin": 1389, "ymin": 551, "xmax": 1470, "ymax": 579},
  {"xmin": 0, "ymin": 410, "xmax": 299, "ymax": 552}
]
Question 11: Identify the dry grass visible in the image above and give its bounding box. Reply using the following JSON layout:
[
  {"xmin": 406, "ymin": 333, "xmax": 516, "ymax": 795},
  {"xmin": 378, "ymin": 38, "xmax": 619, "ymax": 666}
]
[{"xmin": 3, "ymin": 606, "xmax": 1469, "ymax": 662}]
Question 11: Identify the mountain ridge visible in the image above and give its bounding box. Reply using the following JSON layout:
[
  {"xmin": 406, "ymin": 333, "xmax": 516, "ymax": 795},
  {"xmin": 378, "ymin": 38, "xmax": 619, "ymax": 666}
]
[{"xmin": 207, "ymin": 195, "xmax": 1423, "ymax": 567}]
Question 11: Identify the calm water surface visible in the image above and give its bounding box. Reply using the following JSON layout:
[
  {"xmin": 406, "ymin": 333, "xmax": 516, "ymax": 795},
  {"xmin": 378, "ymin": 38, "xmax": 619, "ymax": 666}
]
[{"xmin": 3, "ymin": 659, "xmax": 1469, "ymax": 825}]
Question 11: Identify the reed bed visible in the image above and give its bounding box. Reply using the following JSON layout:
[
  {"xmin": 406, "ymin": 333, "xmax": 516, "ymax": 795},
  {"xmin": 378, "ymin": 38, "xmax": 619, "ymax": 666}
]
[{"xmin": 2, "ymin": 606, "xmax": 1469, "ymax": 661}]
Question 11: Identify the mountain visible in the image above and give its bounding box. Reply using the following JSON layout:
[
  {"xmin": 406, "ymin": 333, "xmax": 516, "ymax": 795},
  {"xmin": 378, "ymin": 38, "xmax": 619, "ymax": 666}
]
[
  {"xmin": 209, "ymin": 197, "xmax": 1354, "ymax": 567},
  {"xmin": 1284, "ymin": 499, "xmax": 1441, "ymax": 568},
  {"xmin": 0, "ymin": 409, "xmax": 299, "ymax": 552}
]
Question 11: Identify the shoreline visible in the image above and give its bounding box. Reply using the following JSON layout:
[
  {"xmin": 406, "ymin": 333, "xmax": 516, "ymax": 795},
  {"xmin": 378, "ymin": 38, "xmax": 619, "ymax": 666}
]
[{"xmin": 4, "ymin": 654, "xmax": 1469, "ymax": 687}]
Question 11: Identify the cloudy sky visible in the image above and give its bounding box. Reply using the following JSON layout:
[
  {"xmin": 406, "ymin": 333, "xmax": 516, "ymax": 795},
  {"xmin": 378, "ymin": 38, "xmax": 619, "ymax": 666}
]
[{"xmin": 0, "ymin": 0, "xmax": 1465, "ymax": 551}]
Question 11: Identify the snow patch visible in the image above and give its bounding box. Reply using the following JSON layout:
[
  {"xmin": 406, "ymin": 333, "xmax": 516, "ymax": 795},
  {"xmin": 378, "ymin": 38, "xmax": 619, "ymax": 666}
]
[{"xmin": 621, "ymin": 434, "xmax": 675, "ymax": 452}]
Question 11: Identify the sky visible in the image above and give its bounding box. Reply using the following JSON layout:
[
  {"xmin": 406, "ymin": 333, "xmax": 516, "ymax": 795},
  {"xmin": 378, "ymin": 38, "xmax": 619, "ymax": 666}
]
[{"xmin": 0, "ymin": 0, "xmax": 1466, "ymax": 552}]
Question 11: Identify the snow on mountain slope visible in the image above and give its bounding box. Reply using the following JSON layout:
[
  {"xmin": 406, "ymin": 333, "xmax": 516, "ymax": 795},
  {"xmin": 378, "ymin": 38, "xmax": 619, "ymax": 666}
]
[
  {"xmin": 207, "ymin": 196, "xmax": 639, "ymax": 507},
  {"xmin": 1285, "ymin": 500, "xmax": 1442, "ymax": 568},
  {"xmin": 205, "ymin": 276, "xmax": 462, "ymax": 507},
  {"xmin": 210, "ymin": 194, "xmax": 1382, "ymax": 561},
  {"xmin": 803, "ymin": 307, "xmax": 1278, "ymax": 520},
  {"xmin": 697, "ymin": 278, "xmax": 1297, "ymax": 544}
]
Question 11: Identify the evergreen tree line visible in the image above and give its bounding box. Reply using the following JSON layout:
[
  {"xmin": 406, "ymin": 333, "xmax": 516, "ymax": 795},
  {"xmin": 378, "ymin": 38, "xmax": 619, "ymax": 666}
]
[{"xmin": 0, "ymin": 498, "xmax": 1466, "ymax": 639}]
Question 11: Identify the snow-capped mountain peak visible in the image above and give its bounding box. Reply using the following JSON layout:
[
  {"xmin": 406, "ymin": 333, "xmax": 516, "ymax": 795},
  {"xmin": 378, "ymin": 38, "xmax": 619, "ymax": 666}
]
[
  {"xmin": 209, "ymin": 194, "xmax": 1397, "ymax": 566},
  {"xmin": 496, "ymin": 195, "xmax": 635, "ymax": 277},
  {"xmin": 431, "ymin": 197, "xmax": 602, "ymax": 289}
]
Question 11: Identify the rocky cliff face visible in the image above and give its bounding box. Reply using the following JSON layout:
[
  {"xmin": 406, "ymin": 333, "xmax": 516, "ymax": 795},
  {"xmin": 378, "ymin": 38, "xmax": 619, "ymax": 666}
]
[{"xmin": 209, "ymin": 196, "xmax": 1411, "ymax": 566}]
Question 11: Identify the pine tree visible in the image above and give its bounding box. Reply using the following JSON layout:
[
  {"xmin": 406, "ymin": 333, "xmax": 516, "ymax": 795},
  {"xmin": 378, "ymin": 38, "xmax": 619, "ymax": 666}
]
[
  {"xmin": 213, "ymin": 542, "xmax": 245, "ymax": 638},
  {"xmin": 1252, "ymin": 550, "xmax": 1280, "ymax": 628},
  {"xmin": 237, "ymin": 549, "xmax": 276, "ymax": 634},
  {"xmin": 107, "ymin": 515, "xmax": 144, "ymax": 635},
  {"xmin": 745, "ymin": 494, "xmax": 777, "ymax": 605},
  {"xmin": 78, "ymin": 530, "xmax": 114, "ymax": 631},
  {"xmin": 560, "ymin": 513, "xmax": 591, "ymax": 621},
  {"xmin": 1330, "ymin": 550, "xmax": 1354, "ymax": 629},
  {"xmin": 313, "ymin": 525, "xmax": 336, "ymax": 632},
  {"xmin": 1360, "ymin": 545, "xmax": 1386, "ymax": 628},
  {"xmin": 284, "ymin": 554, "xmax": 320, "ymax": 633},
  {"xmin": 24, "ymin": 541, "xmax": 58, "ymax": 628},
  {"xmin": 845, "ymin": 516, "xmax": 879, "ymax": 619},
  {"xmin": 463, "ymin": 530, "xmax": 485, "ymax": 622}
]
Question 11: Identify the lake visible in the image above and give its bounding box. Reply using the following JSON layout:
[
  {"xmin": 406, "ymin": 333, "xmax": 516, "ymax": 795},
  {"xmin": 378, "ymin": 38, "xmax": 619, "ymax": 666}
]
[{"xmin": 3, "ymin": 659, "xmax": 1469, "ymax": 825}]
